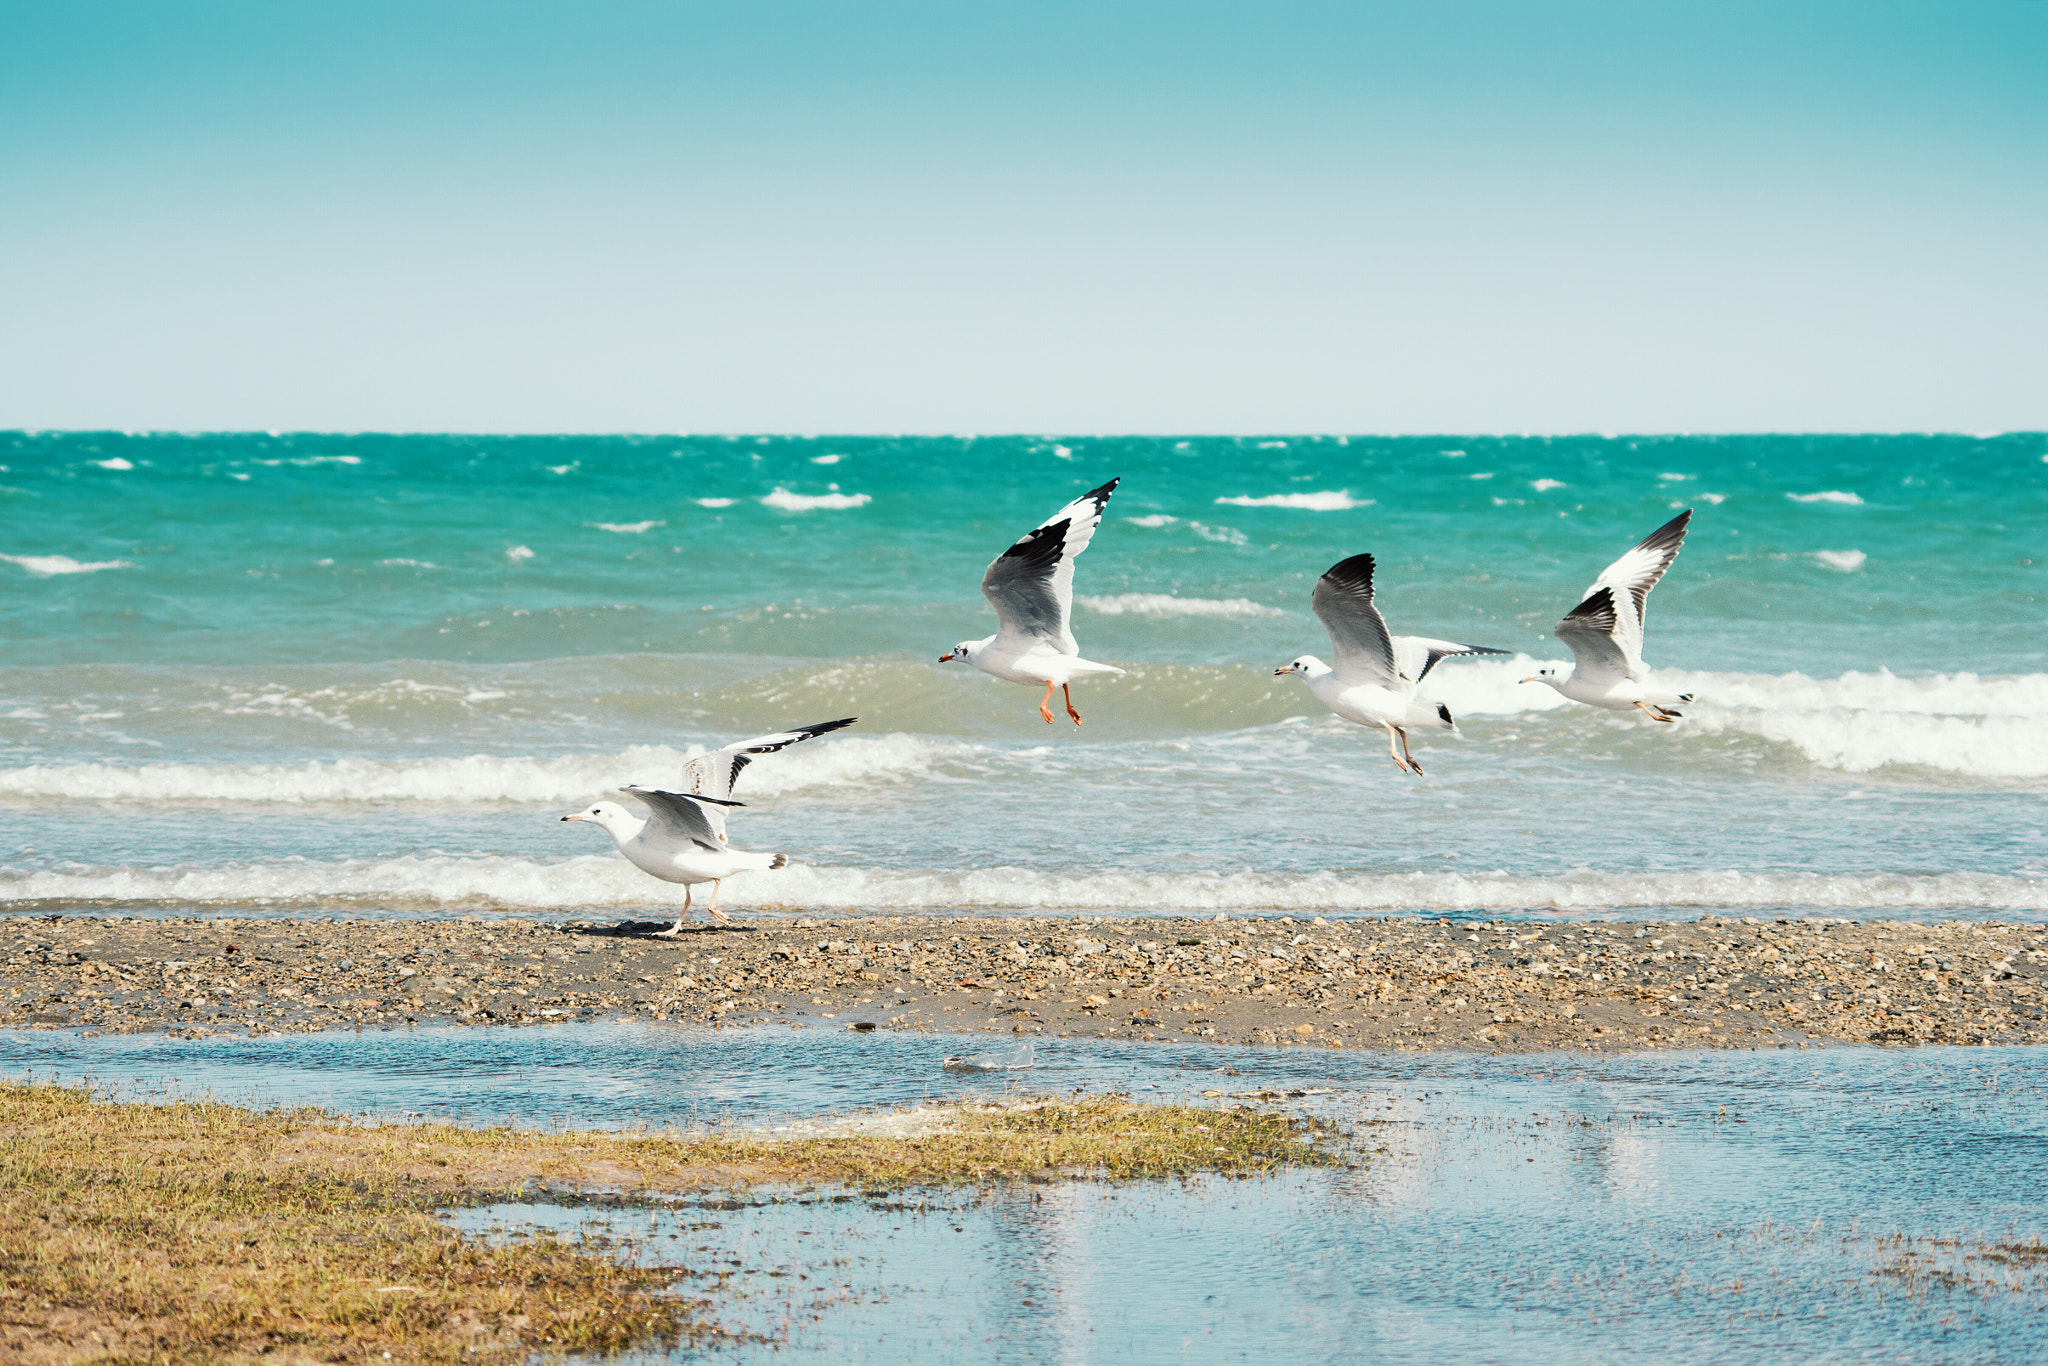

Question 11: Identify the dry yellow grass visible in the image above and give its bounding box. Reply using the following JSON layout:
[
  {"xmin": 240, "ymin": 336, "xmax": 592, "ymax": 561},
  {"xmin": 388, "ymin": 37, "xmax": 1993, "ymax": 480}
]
[{"xmin": 0, "ymin": 1081, "xmax": 1329, "ymax": 1363}]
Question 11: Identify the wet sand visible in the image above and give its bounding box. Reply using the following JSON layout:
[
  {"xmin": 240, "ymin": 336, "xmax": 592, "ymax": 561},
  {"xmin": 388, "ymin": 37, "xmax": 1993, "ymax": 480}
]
[{"xmin": 5, "ymin": 911, "xmax": 2044, "ymax": 1051}]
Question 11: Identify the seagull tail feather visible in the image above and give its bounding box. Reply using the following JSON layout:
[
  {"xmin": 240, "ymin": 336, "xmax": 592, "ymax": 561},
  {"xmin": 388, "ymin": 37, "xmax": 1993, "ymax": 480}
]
[{"xmin": 769, "ymin": 853, "xmax": 789, "ymax": 870}]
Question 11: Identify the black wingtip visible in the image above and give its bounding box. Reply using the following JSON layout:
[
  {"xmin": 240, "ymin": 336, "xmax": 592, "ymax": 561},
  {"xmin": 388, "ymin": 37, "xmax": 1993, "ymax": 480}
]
[
  {"xmin": 798, "ymin": 717, "xmax": 859, "ymax": 736},
  {"xmin": 1561, "ymin": 583, "xmax": 1617, "ymax": 626},
  {"xmin": 1320, "ymin": 552, "xmax": 1376, "ymax": 587},
  {"xmin": 1642, "ymin": 508, "xmax": 1693, "ymax": 551},
  {"xmin": 1086, "ymin": 476, "xmax": 1120, "ymax": 505},
  {"xmin": 1437, "ymin": 702, "xmax": 1455, "ymax": 727}
]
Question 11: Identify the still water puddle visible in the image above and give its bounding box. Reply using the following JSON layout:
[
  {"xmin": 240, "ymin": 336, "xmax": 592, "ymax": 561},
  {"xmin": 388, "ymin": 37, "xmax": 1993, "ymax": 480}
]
[{"xmin": 7, "ymin": 1023, "xmax": 2047, "ymax": 1362}]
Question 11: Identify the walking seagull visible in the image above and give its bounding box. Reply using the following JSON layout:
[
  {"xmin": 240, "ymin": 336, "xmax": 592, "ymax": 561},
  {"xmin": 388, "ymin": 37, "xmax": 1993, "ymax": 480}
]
[
  {"xmin": 940, "ymin": 478, "xmax": 1126, "ymax": 725},
  {"xmin": 1276, "ymin": 554, "xmax": 1508, "ymax": 776},
  {"xmin": 1522, "ymin": 510, "xmax": 1694, "ymax": 722},
  {"xmin": 561, "ymin": 718, "xmax": 855, "ymax": 934}
]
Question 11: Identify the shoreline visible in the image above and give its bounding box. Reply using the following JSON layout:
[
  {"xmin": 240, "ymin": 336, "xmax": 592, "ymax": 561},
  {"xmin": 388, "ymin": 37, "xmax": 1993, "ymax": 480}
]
[{"xmin": 5, "ymin": 911, "xmax": 2044, "ymax": 1051}]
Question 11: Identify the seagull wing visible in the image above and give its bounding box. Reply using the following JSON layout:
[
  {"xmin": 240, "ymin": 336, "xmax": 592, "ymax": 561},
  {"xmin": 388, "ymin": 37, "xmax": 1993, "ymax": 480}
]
[
  {"xmin": 1311, "ymin": 554, "xmax": 1400, "ymax": 687},
  {"xmin": 1552, "ymin": 588, "xmax": 1634, "ymax": 687},
  {"xmin": 981, "ymin": 478, "xmax": 1119, "ymax": 655},
  {"xmin": 680, "ymin": 717, "xmax": 859, "ymax": 800},
  {"xmin": 620, "ymin": 785, "xmax": 743, "ymax": 852},
  {"xmin": 1393, "ymin": 636, "xmax": 1513, "ymax": 687},
  {"xmin": 1560, "ymin": 509, "xmax": 1692, "ymax": 678}
]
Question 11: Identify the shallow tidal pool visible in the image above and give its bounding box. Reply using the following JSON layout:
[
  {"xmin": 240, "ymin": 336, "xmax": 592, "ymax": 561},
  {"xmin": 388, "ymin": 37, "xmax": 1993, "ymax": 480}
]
[{"xmin": 7, "ymin": 1023, "xmax": 2046, "ymax": 1362}]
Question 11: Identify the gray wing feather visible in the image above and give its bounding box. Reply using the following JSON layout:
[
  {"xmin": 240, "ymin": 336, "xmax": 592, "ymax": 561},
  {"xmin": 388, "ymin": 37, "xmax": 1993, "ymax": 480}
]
[
  {"xmin": 981, "ymin": 478, "xmax": 1118, "ymax": 654},
  {"xmin": 1310, "ymin": 554, "xmax": 1399, "ymax": 687},
  {"xmin": 620, "ymin": 785, "xmax": 740, "ymax": 851},
  {"xmin": 1553, "ymin": 587, "xmax": 1633, "ymax": 685}
]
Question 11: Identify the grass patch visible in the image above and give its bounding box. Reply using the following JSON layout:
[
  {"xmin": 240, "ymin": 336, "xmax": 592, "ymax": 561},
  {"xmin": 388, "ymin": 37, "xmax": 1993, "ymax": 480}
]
[{"xmin": 0, "ymin": 1080, "xmax": 1331, "ymax": 1362}]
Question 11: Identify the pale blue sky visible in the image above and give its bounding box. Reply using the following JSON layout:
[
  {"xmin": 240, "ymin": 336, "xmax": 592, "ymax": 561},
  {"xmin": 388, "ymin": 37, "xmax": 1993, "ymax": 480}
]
[{"xmin": 2, "ymin": 1, "xmax": 2042, "ymax": 433}]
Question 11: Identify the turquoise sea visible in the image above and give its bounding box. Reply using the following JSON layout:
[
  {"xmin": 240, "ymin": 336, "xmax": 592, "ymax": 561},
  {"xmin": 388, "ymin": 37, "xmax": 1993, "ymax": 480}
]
[{"xmin": 2, "ymin": 431, "xmax": 2044, "ymax": 920}]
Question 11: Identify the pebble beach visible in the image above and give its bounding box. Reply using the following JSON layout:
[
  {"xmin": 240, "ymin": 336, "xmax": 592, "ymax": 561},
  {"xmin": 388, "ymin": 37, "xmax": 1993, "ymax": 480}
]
[{"xmin": 10, "ymin": 912, "xmax": 2044, "ymax": 1052}]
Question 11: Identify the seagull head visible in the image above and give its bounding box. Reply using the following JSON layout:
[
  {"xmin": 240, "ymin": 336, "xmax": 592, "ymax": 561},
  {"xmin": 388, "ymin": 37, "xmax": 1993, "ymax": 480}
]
[
  {"xmin": 561, "ymin": 800, "xmax": 633, "ymax": 832},
  {"xmin": 939, "ymin": 640, "xmax": 976, "ymax": 664},
  {"xmin": 1274, "ymin": 655, "xmax": 1320, "ymax": 678},
  {"xmin": 1520, "ymin": 664, "xmax": 1563, "ymax": 685}
]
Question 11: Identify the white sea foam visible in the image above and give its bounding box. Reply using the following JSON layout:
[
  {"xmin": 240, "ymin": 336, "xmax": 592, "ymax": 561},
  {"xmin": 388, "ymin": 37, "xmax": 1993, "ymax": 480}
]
[
  {"xmin": 1430, "ymin": 657, "xmax": 2048, "ymax": 778},
  {"xmin": 1530, "ymin": 479, "xmax": 1566, "ymax": 492},
  {"xmin": 594, "ymin": 521, "xmax": 662, "ymax": 534},
  {"xmin": 1123, "ymin": 514, "xmax": 1178, "ymax": 527},
  {"xmin": 1213, "ymin": 491, "xmax": 1364, "ymax": 511},
  {"xmin": 0, "ymin": 733, "xmax": 964, "ymax": 806},
  {"xmin": 811, "ymin": 454, "xmax": 842, "ymax": 465},
  {"xmin": 1077, "ymin": 594, "xmax": 1289, "ymax": 619},
  {"xmin": 762, "ymin": 488, "xmax": 872, "ymax": 511},
  {"xmin": 93, "ymin": 458, "xmax": 134, "ymax": 470},
  {"xmin": 4, "ymin": 858, "xmax": 2037, "ymax": 914},
  {"xmin": 505, "ymin": 545, "xmax": 535, "ymax": 561},
  {"xmin": 1, "ymin": 553, "xmax": 138, "ymax": 576},
  {"xmin": 1812, "ymin": 550, "xmax": 1867, "ymax": 572},
  {"xmin": 695, "ymin": 497, "xmax": 735, "ymax": 508},
  {"xmin": 1188, "ymin": 522, "xmax": 1247, "ymax": 546},
  {"xmin": 1789, "ymin": 491, "xmax": 1863, "ymax": 505}
]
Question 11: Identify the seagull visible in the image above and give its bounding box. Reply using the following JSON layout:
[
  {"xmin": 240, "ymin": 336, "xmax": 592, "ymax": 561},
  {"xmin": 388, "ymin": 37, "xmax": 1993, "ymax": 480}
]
[
  {"xmin": 1521, "ymin": 510, "xmax": 1694, "ymax": 722},
  {"xmin": 1276, "ymin": 553, "xmax": 1508, "ymax": 776},
  {"xmin": 561, "ymin": 718, "xmax": 855, "ymax": 934},
  {"xmin": 940, "ymin": 478, "xmax": 1126, "ymax": 725}
]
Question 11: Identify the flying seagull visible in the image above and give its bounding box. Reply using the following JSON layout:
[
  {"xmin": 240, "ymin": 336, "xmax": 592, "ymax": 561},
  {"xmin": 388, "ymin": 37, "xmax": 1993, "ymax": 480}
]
[
  {"xmin": 940, "ymin": 478, "xmax": 1126, "ymax": 725},
  {"xmin": 561, "ymin": 718, "xmax": 855, "ymax": 933},
  {"xmin": 1276, "ymin": 553, "xmax": 1508, "ymax": 776},
  {"xmin": 1522, "ymin": 510, "xmax": 1694, "ymax": 722}
]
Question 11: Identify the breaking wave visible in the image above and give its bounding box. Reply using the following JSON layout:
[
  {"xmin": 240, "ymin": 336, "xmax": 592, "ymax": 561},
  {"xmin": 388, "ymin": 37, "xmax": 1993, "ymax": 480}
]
[
  {"xmin": 1421, "ymin": 658, "xmax": 2048, "ymax": 778},
  {"xmin": 0, "ymin": 733, "xmax": 962, "ymax": 805},
  {"xmin": 2, "ymin": 859, "xmax": 2039, "ymax": 916},
  {"xmin": 1077, "ymin": 594, "xmax": 1289, "ymax": 619}
]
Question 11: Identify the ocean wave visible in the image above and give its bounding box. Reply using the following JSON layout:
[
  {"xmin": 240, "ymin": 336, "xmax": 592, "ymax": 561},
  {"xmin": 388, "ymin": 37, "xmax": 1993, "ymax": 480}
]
[
  {"xmin": 1213, "ymin": 491, "xmax": 1365, "ymax": 510},
  {"xmin": 761, "ymin": 488, "xmax": 871, "ymax": 511},
  {"xmin": 0, "ymin": 733, "xmax": 960, "ymax": 805},
  {"xmin": 1077, "ymin": 593, "xmax": 1289, "ymax": 619},
  {"xmin": 1432, "ymin": 658, "xmax": 2048, "ymax": 777},
  {"xmin": 3, "ymin": 859, "xmax": 2038, "ymax": 914},
  {"xmin": 1811, "ymin": 550, "xmax": 1866, "ymax": 571},
  {"xmin": 1788, "ymin": 491, "xmax": 1863, "ymax": 505},
  {"xmin": 1, "ymin": 553, "xmax": 137, "ymax": 576}
]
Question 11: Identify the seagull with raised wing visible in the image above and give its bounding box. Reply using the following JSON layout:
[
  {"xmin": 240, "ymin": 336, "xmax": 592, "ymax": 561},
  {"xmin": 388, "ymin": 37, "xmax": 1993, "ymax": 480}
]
[
  {"xmin": 561, "ymin": 717, "xmax": 855, "ymax": 934},
  {"xmin": 940, "ymin": 478, "xmax": 1126, "ymax": 725},
  {"xmin": 1522, "ymin": 510, "xmax": 1694, "ymax": 722},
  {"xmin": 1276, "ymin": 553, "xmax": 1509, "ymax": 776}
]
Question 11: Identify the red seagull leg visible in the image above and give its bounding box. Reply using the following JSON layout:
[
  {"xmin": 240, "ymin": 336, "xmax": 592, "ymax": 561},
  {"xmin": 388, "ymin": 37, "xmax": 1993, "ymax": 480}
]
[
  {"xmin": 1039, "ymin": 681, "xmax": 1057, "ymax": 724},
  {"xmin": 1062, "ymin": 683, "xmax": 1083, "ymax": 725}
]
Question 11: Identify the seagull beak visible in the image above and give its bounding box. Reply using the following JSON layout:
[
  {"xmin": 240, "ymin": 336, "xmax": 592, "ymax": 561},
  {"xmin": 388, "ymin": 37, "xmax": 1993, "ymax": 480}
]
[
  {"xmin": 560, "ymin": 813, "xmax": 586, "ymax": 822},
  {"xmin": 1518, "ymin": 676, "xmax": 1539, "ymax": 685},
  {"xmin": 1272, "ymin": 667, "xmax": 1290, "ymax": 676},
  {"xmin": 939, "ymin": 652, "xmax": 956, "ymax": 663}
]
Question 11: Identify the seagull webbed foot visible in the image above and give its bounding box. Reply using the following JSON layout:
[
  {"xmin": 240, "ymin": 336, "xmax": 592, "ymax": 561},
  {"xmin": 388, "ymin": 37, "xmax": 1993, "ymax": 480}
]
[{"xmin": 652, "ymin": 922, "xmax": 685, "ymax": 939}]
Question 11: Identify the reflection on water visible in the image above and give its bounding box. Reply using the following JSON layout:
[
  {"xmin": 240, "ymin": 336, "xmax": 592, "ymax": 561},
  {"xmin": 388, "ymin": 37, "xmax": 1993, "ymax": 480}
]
[{"xmin": 7, "ymin": 1023, "xmax": 2047, "ymax": 1362}]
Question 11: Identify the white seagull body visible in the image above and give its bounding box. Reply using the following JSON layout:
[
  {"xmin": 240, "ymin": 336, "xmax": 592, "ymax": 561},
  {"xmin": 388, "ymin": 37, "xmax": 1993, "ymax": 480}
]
[
  {"xmin": 941, "ymin": 478, "xmax": 1126, "ymax": 724},
  {"xmin": 561, "ymin": 718, "xmax": 855, "ymax": 933},
  {"xmin": 1278, "ymin": 553, "xmax": 1508, "ymax": 776},
  {"xmin": 1523, "ymin": 510, "xmax": 1694, "ymax": 722}
]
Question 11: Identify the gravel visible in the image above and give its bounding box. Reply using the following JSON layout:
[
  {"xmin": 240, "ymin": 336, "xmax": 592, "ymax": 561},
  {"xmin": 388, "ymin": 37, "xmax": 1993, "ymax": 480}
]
[{"xmin": 5, "ymin": 912, "xmax": 2045, "ymax": 1051}]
